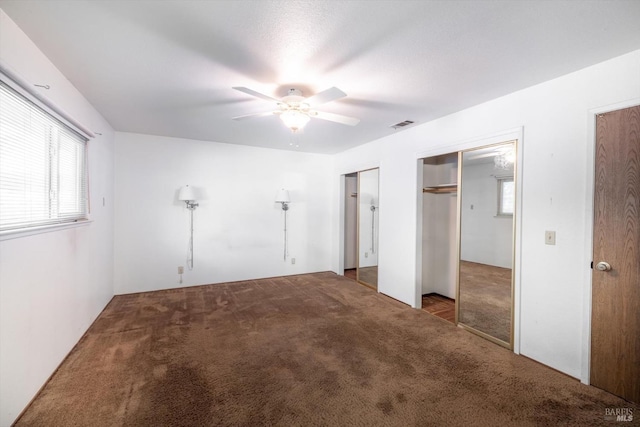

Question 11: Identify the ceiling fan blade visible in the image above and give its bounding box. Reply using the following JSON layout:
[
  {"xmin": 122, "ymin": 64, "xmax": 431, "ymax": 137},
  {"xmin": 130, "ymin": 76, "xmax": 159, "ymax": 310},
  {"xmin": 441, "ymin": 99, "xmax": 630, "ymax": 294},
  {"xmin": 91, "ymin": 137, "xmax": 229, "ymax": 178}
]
[
  {"xmin": 232, "ymin": 111, "xmax": 275, "ymax": 121},
  {"xmin": 232, "ymin": 87, "xmax": 280, "ymax": 103},
  {"xmin": 313, "ymin": 111, "xmax": 360, "ymax": 126},
  {"xmin": 305, "ymin": 87, "xmax": 346, "ymax": 107}
]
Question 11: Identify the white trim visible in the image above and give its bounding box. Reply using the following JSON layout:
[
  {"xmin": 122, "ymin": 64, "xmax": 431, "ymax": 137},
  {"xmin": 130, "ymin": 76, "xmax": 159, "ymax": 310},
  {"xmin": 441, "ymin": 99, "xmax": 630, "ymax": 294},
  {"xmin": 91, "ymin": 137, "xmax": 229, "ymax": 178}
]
[
  {"xmin": 337, "ymin": 174, "xmax": 346, "ymax": 276},
  {"xmin": 414, "ymin": 126, "xmax": 524, "ymax": 354},
  {"xmin": 0, "ymin": 219, "xmax": 93, "ymax": 241},
  {"xmin": 415, "ymin": 127, "xmax": 524, "ymax": 160},
  {"xmin": 337, "ymin": 161, "xmax": 380, "ymax": 177},
  {"xmin": 414, "ymin": 158, "xmax": 424, "ymax": 308},
  {"xmin": 581, "ymin": 97, "xmax": 640, "ymax": 385},
  {"xmin": 512, "ymin": 128, "xmax": 524, "ymax": 356}
]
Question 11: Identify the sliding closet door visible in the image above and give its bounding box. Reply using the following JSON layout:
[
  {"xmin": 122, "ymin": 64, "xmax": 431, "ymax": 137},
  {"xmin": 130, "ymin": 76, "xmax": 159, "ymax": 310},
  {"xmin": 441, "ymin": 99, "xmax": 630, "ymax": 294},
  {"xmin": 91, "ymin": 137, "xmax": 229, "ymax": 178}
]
[
  {"xmin": 357, "ymin": 168, "xmax": 379, "ymax": 289},
  {"xmin": 457, "ymin": 141, "xmax": 517, "ymax": 348}
]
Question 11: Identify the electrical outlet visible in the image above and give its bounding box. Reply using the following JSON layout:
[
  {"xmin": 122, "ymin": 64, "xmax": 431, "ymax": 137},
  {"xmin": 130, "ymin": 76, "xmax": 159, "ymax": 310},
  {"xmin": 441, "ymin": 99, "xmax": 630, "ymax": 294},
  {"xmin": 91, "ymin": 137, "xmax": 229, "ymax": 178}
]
[
  {"xmin": 545, "ymin": 231, "xmax": 556, "ymax": 245},
  {"xmin": 178, "ymin": 266, "xmax": 184, "ymax": 274},
  {"xmin": 365, "ymin": 252, "xmax": 369, "ymax": 258},
  {"xmin": 291, "ymin": 258, "xmax": 296, "ymax": 265}
]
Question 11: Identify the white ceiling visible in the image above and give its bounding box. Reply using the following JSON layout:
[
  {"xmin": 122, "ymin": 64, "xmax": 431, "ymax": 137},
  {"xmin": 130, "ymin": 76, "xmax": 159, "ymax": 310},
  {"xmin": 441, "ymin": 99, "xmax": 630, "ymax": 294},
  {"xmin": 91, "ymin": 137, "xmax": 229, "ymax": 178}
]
[{"xmin": 1, "ymin": 0, "xmax": 639, "ymax": 154}]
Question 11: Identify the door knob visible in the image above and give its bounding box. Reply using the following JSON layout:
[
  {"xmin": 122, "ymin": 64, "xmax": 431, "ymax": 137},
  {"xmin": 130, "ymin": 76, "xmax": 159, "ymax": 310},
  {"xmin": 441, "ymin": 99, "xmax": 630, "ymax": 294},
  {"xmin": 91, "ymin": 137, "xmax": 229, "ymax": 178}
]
[{"xmin": 595, "ymin": 261, "xmax": 612, "ymax": 271}]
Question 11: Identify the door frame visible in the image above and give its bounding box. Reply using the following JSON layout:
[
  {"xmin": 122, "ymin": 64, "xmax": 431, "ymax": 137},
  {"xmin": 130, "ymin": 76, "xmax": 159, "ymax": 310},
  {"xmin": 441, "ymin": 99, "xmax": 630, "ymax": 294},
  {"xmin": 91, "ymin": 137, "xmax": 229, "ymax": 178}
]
[
  {"xmin": 582, "ymin": 98, "xmax": 640, "ymax": 385},
  {"xmin": 337, "ymin": 162, "xmax": 380, "ymax": 278},
  {"xmin": 415, "ymin": 126, "xmax": 524, "ymax": 354},
  {"xmin": 342, "ymin": 173, "xmax": 358, "ymax": 273}
]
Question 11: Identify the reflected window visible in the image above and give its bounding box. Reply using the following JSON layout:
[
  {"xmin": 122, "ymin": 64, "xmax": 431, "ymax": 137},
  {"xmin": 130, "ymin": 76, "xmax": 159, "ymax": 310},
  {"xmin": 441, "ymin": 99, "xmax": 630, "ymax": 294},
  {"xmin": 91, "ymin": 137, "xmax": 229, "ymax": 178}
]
[{"xmin": 497, "ymin": 177, "xmax": 514, "ymax": 216}]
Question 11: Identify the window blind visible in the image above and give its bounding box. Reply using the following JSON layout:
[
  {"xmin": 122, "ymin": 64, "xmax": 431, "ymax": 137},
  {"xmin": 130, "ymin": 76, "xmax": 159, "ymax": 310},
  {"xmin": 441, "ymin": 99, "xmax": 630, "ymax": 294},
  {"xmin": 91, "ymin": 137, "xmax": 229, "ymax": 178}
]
[
  {"xmin": 498, "ymin": 177, "xmax": 514, "ymax": 216},
  {"xmin": 0, "ymin": 80, "xmax": 88, "ymax": 232}
]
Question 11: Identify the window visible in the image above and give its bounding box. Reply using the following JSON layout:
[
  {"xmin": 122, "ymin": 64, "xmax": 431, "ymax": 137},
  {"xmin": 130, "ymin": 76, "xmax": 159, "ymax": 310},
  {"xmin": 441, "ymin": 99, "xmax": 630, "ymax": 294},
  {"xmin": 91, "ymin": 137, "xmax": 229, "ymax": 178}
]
[
  {"xmin": 497, "ymin": 176, "xmax": 514, "ymax": 216},
  {"xmin": 0, "ymin": 80, "xmax": 88, "ymax": 233}
]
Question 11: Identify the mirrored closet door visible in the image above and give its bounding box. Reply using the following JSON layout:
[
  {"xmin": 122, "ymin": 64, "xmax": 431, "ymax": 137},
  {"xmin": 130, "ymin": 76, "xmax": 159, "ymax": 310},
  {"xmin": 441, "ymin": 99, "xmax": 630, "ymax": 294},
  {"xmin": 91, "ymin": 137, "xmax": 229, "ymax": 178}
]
[
  {"xmin": 457, "ymin": 141, "xmax": 516, "ymax": 347},
  {"xmin": 357, "ymin": 168, "xmax": 379, "ymax": 289}
]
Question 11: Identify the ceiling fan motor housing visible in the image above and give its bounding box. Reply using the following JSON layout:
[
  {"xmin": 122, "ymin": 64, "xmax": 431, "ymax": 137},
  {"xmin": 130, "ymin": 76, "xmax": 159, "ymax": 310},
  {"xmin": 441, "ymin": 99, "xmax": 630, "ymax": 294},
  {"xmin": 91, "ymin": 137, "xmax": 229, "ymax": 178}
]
[
  {"xmin": 279, "ymin": 89, "xmax": 310, "ymax": 114},
  {"xmin": 287, "ymin": 88, "xmax": 303, "ymax": 97}
]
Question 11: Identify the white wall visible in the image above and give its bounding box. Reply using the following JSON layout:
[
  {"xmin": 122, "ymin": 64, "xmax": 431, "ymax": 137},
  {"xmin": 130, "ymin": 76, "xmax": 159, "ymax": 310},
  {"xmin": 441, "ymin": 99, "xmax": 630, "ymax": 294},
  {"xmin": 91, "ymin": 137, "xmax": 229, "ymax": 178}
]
[
  {"xmin": 460, "ymin": 161, "xmax": 513, "ymax": 268},
  {"xmin": 0, "ymin": 10, "xmax": 115, "ymax": 426},
  {"xmin": 422, "ymin": 161, "xmax": 457, "ymax": 297},
  {"xmin": 113, "ymin": 132, "xmax": 334, "ymax": 294},
  {"xmin": 333, "ymin": 49, "xmax": 640, "ymax": 379}
]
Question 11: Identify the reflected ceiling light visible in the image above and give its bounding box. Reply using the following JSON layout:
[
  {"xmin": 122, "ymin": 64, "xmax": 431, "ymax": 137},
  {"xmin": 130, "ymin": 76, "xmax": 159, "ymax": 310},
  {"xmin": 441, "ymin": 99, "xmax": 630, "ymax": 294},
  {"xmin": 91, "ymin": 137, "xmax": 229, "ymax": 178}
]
[
  {"xmin": 494, "ymin": 148, "xmax": 515, "ymax": 170},
  {"xmin": 504, "ymin": 149, "xmax": 515, "ymax": 164}
]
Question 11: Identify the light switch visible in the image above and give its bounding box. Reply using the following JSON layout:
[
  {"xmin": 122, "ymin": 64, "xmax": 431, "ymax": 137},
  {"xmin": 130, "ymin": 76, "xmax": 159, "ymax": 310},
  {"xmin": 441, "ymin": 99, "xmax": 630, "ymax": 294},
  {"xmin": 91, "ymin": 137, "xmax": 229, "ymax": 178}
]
[{"xmin": 545, "ymin": 230, "xmax": 556, "ymax": 245}]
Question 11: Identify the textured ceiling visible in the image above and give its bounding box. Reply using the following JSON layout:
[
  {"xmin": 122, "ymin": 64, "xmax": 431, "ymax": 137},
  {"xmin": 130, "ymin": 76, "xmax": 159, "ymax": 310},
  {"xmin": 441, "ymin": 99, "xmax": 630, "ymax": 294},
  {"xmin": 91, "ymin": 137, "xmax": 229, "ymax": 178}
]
[{"xmin": 1, "ymin": 0, "xmax": 640, "ymax": 154}]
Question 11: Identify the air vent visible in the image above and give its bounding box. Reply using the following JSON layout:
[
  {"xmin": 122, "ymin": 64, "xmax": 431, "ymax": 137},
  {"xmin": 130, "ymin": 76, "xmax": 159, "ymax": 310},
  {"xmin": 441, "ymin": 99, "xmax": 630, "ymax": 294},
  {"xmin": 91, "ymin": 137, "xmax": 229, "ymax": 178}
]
[{"xmin": 390, "ymin": 120, "xmax": 415, "ymax": 129}]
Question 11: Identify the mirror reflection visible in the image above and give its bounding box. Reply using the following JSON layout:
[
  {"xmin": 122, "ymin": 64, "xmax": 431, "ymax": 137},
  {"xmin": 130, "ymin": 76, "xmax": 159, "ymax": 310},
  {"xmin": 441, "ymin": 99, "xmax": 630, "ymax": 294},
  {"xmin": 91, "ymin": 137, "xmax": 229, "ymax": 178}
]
[
  {"xmin": 358, "ymin": 168, "xmax": 379, "ymax": 288},
  {"xmin": 458, "ymin": 142, "xmax": 515, "ymax": 345}
]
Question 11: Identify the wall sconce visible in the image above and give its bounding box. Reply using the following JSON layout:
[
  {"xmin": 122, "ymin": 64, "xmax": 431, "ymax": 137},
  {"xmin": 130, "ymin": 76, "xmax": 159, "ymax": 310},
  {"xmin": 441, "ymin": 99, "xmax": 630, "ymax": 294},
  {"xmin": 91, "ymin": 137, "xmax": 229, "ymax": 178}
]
[
  {"xmin": 275, "ymin": 189, "xmax": 290, "ymax": 261},
  {"xmin": 178, "ymin": 185, "xmax": 198, "ymax": 270},
  {"xmin": 178, "ymin": 185, "xmax": 199, "ymax": 210}
]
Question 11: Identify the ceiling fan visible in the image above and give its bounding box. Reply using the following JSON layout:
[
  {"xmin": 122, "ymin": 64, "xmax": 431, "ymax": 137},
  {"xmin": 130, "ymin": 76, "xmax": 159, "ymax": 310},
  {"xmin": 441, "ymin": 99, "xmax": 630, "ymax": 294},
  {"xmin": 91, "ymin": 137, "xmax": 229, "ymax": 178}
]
[{"xmin": 231, "ymin": 86, "xmax": 360, "ymax": 133}]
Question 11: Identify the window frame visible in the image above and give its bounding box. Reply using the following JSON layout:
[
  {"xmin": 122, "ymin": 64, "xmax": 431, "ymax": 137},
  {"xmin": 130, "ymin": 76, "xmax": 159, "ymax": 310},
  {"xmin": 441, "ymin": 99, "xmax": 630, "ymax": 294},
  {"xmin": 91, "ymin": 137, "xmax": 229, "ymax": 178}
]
[
  {"xmin": 0, "ymin": 76, "xmax": 91, "ymax": 240},
  {"xmin": 496, "ymin": 176, "xmax": 514, "ymax": 217}
]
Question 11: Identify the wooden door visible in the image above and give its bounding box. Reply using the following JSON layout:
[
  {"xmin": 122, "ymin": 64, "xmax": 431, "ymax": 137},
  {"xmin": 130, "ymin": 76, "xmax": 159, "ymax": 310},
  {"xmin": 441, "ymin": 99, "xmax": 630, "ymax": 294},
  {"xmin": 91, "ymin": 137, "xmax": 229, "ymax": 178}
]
[{"xmin": 591, "ymin": 105, "xmax": 640, "ymax": 403}]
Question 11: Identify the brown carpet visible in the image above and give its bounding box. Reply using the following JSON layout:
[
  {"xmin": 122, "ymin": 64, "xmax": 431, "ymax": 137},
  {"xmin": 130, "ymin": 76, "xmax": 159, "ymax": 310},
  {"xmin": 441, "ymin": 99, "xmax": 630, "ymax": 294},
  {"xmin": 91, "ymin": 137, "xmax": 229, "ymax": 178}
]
[
  {"xmin": 357, "ymin": 266, "xmax": 378, "ymax": 288},
  {"xmin": 459, "ymin": 260, "xmax": 512, "ymax": 342},
  {"xmin": 16, "ymin": 272, "xmax": 638, "ymax": 426}
]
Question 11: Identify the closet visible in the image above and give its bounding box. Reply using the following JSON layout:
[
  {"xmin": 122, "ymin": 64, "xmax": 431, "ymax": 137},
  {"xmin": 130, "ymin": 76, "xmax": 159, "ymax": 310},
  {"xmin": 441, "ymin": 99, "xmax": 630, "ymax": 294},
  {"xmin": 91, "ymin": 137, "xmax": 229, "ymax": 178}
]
[
  {"xmin": 343, "ymin": 168, "xmax": 379, "ymax": 289},
  {"xmin": 422, "ymin": 153, "xmax": 458, "ymax": 321},
  {"xmin": 421, "ymin": 141, "xmax": 517, "ymax": 349}
]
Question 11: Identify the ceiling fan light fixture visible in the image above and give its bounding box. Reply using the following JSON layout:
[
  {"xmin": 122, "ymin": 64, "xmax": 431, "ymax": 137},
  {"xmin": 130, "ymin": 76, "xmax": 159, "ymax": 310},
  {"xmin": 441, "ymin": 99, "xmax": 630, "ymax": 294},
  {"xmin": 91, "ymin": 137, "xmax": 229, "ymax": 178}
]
[
  {"xmin": 280, "ymin": 109, "xmax": 310, "ymax": 133},
  {"xmin": 232, "ymin": 86, "xmax": 359, "ymax": 131}
]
